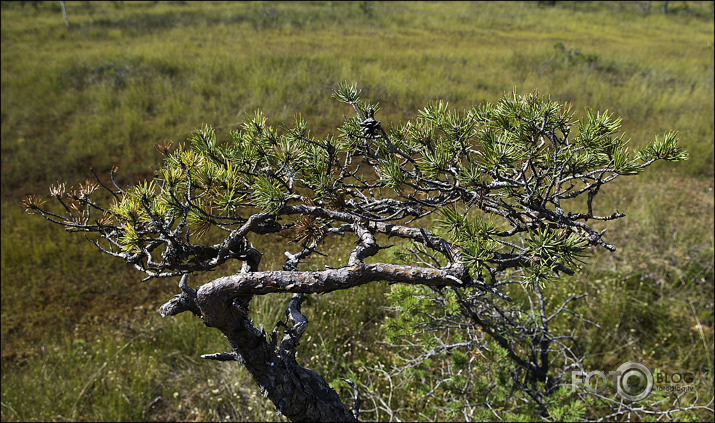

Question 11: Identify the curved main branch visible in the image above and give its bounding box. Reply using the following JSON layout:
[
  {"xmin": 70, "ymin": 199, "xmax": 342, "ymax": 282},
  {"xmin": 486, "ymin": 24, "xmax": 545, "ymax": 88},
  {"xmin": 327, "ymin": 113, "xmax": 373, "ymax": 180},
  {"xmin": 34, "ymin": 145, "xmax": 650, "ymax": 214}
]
[{"xmin": 197, "ymin": 263, "xmax": 466, "ymax": 329}]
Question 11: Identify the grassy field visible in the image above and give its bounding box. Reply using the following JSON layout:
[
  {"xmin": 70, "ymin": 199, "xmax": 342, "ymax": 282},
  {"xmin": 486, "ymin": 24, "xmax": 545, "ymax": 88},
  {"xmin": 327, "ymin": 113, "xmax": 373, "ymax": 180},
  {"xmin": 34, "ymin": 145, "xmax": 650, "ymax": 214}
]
[{"xmin": 1, "ymin": 1, "xmax": 713, "ymax": 421}]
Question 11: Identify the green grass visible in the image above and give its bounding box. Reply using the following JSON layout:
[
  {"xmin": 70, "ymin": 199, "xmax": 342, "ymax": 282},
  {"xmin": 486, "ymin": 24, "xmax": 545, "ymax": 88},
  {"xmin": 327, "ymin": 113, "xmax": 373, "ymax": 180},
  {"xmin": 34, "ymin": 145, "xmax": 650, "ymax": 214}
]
[{"xmin": 2, "ymin": 1, "xmax": 713, "ymax": 421}]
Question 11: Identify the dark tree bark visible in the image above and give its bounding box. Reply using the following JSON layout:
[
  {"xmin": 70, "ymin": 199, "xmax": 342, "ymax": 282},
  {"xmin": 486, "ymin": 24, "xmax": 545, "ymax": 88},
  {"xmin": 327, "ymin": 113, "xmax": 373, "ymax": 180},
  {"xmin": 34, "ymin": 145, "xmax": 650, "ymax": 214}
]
[
  {"xmin": 161, "ymin": 285, "xmax": 355, "ymax": 421},
  {"xmin": 198, "ymin": 293, "xmax": 357, "ymax": 422}
]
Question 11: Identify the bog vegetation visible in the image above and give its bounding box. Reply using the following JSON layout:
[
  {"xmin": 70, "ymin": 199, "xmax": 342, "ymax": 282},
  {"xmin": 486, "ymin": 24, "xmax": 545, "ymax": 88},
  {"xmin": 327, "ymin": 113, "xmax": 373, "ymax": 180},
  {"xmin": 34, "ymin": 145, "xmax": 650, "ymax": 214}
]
[{"xmin": 1, "ymin": 1, "xmax": 713, "ymax": 421}]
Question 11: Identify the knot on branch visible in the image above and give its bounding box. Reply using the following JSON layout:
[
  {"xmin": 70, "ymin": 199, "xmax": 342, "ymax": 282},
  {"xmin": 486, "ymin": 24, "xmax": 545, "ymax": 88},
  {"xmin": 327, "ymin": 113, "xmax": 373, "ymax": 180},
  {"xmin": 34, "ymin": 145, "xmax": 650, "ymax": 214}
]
[
  {"xmin": 159, "ymin": 274, "xmax": 202, "ymax": 318},
  {"xmin": 359, "ymin": 107, "xmax": 381, "ymax": 137},
  {"xmin": 253, "ymin": 217, "xmax": 282, "ymax": 234}
]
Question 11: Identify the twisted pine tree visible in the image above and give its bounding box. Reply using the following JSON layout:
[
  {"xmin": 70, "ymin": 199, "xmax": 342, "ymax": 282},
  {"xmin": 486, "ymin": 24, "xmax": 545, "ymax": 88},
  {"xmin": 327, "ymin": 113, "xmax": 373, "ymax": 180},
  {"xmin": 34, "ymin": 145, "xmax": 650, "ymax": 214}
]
[{"xmin": 22, "ymin": 84, "xmax": 687, "ymax": 421}]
